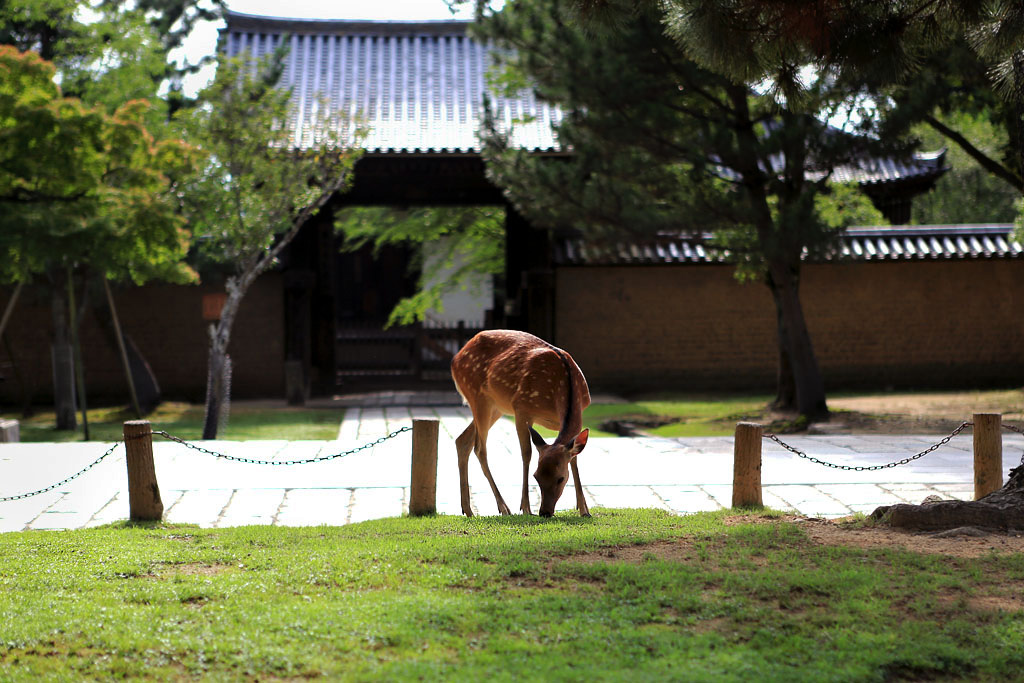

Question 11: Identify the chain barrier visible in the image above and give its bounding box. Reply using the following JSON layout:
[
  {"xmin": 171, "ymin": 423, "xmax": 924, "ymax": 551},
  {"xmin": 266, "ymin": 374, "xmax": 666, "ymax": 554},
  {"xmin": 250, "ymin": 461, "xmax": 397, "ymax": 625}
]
[
  {"xmin": 151, "ymin": 426, "xmax": 413, "ymax": 466},
  {"xmin": 0, "ymin": 441, "xmax": 122, "ymax": 502},
  {"xmin": 1002, "ymin": 422, "xmax": 1024, "ymax": 465},
  {"xmin": 764, "ymin": 421, "xmax": 972, "ymax": 471},
  {"xmin": 0, "ymin": 426, "xmax": 413, "ymax": 503}
]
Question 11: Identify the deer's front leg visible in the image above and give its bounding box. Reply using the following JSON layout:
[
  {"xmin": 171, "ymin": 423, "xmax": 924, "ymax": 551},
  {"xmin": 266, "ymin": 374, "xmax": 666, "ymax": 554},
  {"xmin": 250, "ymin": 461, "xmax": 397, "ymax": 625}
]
[
  {"xmin": 455, "ymin": 423, "xmax": 476, "ymax": 517},
  {"xmin": 475, "ymin": 438, "xmax": 511, "ymax": 515},
  {"xmin": 570, "ymin": 458, "xmax": 590, "ymax": 517},
  {"xmin": 513, "ymin": 414, "xmax": 534, "ymax": 515}
]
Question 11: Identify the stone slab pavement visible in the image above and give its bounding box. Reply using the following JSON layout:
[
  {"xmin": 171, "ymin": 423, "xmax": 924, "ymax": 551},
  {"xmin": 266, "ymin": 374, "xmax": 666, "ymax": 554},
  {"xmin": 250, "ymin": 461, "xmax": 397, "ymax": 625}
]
[{"xmin": 1, "ymin": 404, "xmax": 1022, "ymax": 533}]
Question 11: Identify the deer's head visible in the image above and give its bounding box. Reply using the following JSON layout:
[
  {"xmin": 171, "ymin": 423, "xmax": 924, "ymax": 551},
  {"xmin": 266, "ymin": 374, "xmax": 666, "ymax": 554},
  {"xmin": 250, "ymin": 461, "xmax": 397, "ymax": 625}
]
[{"xmin": 530, "ymin": 428, "xmax": 589, "ymax": 517}]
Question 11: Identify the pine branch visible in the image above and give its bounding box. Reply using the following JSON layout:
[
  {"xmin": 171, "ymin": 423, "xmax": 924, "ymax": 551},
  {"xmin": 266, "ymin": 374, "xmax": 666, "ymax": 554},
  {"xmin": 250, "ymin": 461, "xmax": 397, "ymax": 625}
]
[{"xmin": 924, "ymin": 113, "xmax": 1022, "ymax": 190}]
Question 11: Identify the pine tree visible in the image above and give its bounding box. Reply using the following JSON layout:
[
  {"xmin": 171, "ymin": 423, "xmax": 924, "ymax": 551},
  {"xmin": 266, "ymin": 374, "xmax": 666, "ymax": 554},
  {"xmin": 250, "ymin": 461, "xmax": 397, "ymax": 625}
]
[
  {"xmin": 657, "ymin": 1, "xmax": 1024, "ymax": 208},
  {"xmin": 475, "ymin": 0, "xmax": 901, "ymax": 419}
]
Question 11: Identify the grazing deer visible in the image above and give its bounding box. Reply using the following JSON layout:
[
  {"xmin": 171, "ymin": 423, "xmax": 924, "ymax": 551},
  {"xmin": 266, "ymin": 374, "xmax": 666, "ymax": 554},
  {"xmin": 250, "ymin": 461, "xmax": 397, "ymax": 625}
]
[{"xmin": 450, "ymin": 330, "xmax": 591, "ymax": 517}]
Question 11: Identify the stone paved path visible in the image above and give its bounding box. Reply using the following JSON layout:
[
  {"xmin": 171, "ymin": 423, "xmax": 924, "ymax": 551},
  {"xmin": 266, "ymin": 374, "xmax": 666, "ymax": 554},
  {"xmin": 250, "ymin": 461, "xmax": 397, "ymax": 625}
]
[{"xmin": 2, "ymin": 404, "xmax": 1021, "ymax": 532}]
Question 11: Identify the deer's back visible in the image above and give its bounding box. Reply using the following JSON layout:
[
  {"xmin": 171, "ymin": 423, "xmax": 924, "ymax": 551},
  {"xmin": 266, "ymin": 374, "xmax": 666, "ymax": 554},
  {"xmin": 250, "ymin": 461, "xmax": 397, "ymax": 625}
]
[{"xmin": 451, "ymin": 330, "xmax": 590, "ymax": 430}]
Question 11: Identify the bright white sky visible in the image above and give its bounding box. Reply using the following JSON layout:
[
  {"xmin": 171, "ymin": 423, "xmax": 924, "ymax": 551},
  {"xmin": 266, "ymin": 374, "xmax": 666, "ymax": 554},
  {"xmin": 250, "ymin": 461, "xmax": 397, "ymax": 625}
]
[{"xmin": 178, "ymin": 0, "xmax": 492, "ymax": 94}]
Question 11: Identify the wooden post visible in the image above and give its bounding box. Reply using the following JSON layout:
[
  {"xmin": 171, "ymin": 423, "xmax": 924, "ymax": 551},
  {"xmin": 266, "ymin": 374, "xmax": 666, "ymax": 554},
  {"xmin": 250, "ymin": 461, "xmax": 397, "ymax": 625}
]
[
  {"xmin": 973, "ymin": 413, "xmax": 1002, "ymax": 500},
  {"xmin": 733, "ymin": 422, "xmax": 764, "ymax": 508},
  {"xmin": 123, "ymin": 420, "xmax": 164, "ymax": 521},
  {"xmin": 409, "ymin": 419, "xmax": 439, "ymax": 516},
  {"xmin": 0, "ymin": 419, "xmax": 19, "ymax": 443}
]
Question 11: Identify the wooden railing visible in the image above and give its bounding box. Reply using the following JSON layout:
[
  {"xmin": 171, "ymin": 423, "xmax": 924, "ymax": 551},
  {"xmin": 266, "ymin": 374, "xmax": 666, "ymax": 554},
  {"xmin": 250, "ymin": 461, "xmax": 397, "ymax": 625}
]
[{"xmin": 336, "ymin": 321, "xmax": 483, "ymax": 382}]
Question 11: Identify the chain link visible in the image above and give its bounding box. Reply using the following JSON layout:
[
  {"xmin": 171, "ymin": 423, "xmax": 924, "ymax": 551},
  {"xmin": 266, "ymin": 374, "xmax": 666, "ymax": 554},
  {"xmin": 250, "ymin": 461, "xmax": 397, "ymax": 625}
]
[
  {"xmin": 1002, "ymin": 423, "xmax": 1024, "ymax": 465},
  {"xmin": 0, "ymin": 442, "xmax": 122, "ymax": 502},
  {"xmin": 151, "ymin": 426, "xmax": 412, "ymax": 465},
  {"xmin": 4, "ymin": 418, "xmax": 1006, "ymax": 500},
  {"xmin": 763, "ymin": 421, "xmax": 972, "ymax": 471}
]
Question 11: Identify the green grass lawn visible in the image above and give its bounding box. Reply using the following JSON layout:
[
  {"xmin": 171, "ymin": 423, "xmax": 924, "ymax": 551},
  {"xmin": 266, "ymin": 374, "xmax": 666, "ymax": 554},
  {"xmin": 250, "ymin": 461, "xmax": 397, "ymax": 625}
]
[
  {"xmin": 531, "ymin": 393, "xmax": 773, "ymax": 439},
  {"xmin": 1, "ymin": 510, "xmax": 1022, "ymax": 681},
  {"xmin": 0, "ymin": 402, "xmax": 343, "ymax": 443},
  {"xmin": 7, "ymin": 394, "xmax": 771, "ymax": 443}
]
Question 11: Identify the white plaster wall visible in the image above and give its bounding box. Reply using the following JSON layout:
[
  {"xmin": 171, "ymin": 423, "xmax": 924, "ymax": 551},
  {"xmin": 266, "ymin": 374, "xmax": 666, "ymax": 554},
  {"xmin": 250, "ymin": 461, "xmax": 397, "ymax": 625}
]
[{"xmin": 422, "ymin": 238, "xmax": 493, "ymax": 326}]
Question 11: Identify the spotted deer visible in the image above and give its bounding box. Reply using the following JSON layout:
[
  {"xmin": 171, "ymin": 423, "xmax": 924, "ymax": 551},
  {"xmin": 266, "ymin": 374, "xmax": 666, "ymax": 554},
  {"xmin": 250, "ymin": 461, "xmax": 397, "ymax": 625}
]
[{"xmin": 450, "ymin": 329, "xmax": 591, "ymax": 517}]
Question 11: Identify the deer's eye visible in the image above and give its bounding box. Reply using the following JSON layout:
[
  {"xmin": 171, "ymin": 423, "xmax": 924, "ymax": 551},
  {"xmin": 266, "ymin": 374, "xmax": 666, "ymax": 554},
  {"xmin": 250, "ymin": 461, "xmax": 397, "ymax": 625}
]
[{"xmin": 557, "ymin": 477, "xmax": 565, "ymax": 485}]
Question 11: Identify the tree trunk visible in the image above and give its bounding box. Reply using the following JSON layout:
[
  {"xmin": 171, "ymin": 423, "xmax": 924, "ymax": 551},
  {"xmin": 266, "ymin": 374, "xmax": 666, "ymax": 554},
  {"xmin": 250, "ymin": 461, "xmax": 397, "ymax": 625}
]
[
  {"xmin": 92, "ymin": 283, "xmax": 162, "ymax": 413},
  {"xmin": 0, "ymin": 282, "xmax": 24, "ymax": 341},
  {"xmin": 50, "ymin": 272, "xmax": 76, "ymax": 430},
  {"xmin": 67, "ymin": 268, "xmax": 89, "ymax": 440},
  {"xmin": 767, "ymin": 261, "xmax": 829, "ymax": 421},
  {"xmin": 202, "ymin": 340, "xmax": 228, "ymax": 440},
  {"xmin": 766, "ymin": 276, "xmax": 797, "ymax": 411},
  {"xmin": 201, "ymin": 278, "xmax": 245, "ymax": 440},
  {"xmin": 873, "ymin": 464, "xmax": 1024, "ymax": 531}
]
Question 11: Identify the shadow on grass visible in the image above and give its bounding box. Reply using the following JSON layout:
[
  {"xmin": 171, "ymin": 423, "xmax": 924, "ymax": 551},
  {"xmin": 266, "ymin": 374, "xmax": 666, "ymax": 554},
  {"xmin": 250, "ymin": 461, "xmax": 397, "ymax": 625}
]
[{"xmin": 410, "ymin": 513, "xmax": 598, "ymax": 528}]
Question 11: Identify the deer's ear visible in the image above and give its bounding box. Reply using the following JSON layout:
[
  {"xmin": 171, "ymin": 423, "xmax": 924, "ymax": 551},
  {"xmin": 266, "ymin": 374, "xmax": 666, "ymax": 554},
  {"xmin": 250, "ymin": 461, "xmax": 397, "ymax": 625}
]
[
  {"xmin": 529, "ymin": 427, "xmax": 548, "ymax": 449},
  {"xmin": 569, "ymin": 428, "xmax": 589, "ymax": 457}
]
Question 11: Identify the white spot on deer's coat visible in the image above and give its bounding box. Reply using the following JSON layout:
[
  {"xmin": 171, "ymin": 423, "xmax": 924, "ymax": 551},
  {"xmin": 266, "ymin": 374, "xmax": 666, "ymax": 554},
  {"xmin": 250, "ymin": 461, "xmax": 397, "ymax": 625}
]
[{"xmin": 530, "ymin": 391, "xmax": 539, "ymax": 397}]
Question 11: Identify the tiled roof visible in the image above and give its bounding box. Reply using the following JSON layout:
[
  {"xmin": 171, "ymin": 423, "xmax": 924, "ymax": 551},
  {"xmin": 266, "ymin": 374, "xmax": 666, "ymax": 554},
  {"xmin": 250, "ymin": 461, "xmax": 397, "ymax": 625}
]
[
  {"xmin": 222, "ymin": 12, "xmax": 562, "ymax": 154},
  {"xmin": 554, "ymin": 225, "xmax": 1024, "ymax": 265},
  {"xmin": 222, "ymin": 12, "xmax": 945, "ymax": 190},
  {"xmin": 830, "ymin": 150, "xmax": 947, "ymax": 186}
]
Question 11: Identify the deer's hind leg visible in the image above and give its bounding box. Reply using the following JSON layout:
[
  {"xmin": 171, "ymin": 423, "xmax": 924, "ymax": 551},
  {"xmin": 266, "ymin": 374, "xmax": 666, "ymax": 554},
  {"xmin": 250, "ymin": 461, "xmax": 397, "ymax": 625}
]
[{"xmin": 473, "ymin": 406, "xmax": 511, "ymax": 515}]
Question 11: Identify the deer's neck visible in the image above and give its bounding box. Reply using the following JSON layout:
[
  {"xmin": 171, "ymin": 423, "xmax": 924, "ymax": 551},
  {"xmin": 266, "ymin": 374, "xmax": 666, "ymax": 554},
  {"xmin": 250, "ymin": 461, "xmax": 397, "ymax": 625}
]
[{"xmin": 552, "ymin": 348, "xmax": 582, "ymax": 444}]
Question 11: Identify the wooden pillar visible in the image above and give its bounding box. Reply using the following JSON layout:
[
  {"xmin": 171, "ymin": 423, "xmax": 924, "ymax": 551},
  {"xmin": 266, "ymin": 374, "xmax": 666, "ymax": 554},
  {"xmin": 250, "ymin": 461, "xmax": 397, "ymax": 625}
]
[
  {"xmin": 409, "ymin": 419, "xmax": 439, "ymax": 516},
  {"xmin": 732, "ymin": 422, "xmax": 763, "ymax": 508},
  {"xmin": 973, "ymin": 413, "xmax": 1002, "ymax": 500},
  {"xmin": 283, "ymin": 268, "xmax": 315, "ymax": 405},
  {"xmin": 124, "ymin": 420, "xmax": 164, "ymax": 521},
  {"xmin": 504, "ymin": 206, "xmax": 552, "ymax": 334}
]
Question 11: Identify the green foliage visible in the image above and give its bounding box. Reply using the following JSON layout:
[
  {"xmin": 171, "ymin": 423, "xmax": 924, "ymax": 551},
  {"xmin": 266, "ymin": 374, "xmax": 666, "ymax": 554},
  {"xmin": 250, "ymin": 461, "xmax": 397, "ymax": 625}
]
[
  {"xmin": 476, "ymin": 1, "xmax": 899, "ymax": 271},
  {"xmin": 816, "ymin": 182, "xmax": 888, "ymax": 229},
  {"xmin": 0, "ymin": 0, "xmax": 225, "ymax": 111},
  {"xmin": 0, "ymin": 46, "xmax": 197, "ymax": 285},
  {"xmin": 0, "ymin": 0, "xmax": 84, "ymax": 60},
  {"xmin": 1, "ymin": 512, "xmax": 1023, "ymax": 679},
  {"xmin": 910, "ymin": 111, "xmax": 1020, "ymax": 224},
  {"xmin": 0, "ymin": 402, "xmax": 342, "ymax": 442},
  {"xmin": 176, "ymin": 54, "xmax": 362, "ymax": 276},
  {"xmin": 654, "ymin": 1, "xmax": 1024, "ymax": 211},
  {"xmin": 336, "ymin": 206, "xmax": 504, "ymax": 326}
]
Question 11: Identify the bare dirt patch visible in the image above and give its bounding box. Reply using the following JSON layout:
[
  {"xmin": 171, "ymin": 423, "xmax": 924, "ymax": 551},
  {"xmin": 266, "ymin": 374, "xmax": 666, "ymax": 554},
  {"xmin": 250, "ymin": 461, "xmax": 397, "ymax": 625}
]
[
  {"xmin": 786, "ymin": 515, "xmax": 1024, "ymax": 558},
  {"xmin": 696, "ymin": 389, "xmax": 1024, "ymax": 435},
  {"xmin": 825, "ymin": 389, "xmax": 1024, "ymax": 434},
  {"xmin": 566, "ymin": 539, "xmax": 699, "ymax": 566},
  {"xmin": 562, "ymin": 516, "xmax": 1024, "ymax": 568}
]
